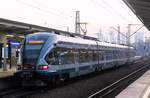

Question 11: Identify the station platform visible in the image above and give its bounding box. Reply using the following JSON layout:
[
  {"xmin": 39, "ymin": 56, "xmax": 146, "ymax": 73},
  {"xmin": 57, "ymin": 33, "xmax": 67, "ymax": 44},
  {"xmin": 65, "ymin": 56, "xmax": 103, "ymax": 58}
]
[
  {"xmin": 116, "ymin": 70, "xmax": 150, "ymax": 98},
  {"xmin": 0, "ymin": 66, "xmax": 16, "ymax": 77}
]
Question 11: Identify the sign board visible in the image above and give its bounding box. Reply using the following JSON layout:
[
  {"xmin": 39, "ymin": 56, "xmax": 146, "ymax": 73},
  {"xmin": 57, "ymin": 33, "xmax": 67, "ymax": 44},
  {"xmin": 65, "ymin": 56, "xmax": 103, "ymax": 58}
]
[{"xmin": 10, "ymin": 41, "xmax": 20, "ymax": 46}]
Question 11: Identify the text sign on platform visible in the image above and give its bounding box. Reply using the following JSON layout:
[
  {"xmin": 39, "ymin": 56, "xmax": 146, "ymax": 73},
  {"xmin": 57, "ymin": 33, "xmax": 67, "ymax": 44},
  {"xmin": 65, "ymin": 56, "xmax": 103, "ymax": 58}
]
[{"xmin": 10, "ymin": 41, "xmax": 20, "ymax": 46}]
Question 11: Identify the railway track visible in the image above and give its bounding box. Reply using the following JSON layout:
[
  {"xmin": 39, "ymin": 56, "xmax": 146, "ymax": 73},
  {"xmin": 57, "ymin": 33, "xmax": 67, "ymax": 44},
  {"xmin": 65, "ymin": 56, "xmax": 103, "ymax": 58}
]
[
  {"xmin": 0, "ymin": 88, "xmax": 23, "ymax": 98},
  {"xmin": 0, "ymin": 59, "xmax": 149, "ymax": 98},
  {"xmin": 0, "ymin": 87, "xmax": 46, "ymax": 98},
  {"xmin": 88, "ymin": 62, "xmax": 150, "ymax": 98}
]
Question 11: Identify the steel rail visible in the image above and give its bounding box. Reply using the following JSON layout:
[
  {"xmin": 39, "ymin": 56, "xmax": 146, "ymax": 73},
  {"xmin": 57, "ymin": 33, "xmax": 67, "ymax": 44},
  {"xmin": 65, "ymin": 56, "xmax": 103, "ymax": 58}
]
[{"xmin": 88, "ymin": 63, "xmax": 150, "ymax": 98}]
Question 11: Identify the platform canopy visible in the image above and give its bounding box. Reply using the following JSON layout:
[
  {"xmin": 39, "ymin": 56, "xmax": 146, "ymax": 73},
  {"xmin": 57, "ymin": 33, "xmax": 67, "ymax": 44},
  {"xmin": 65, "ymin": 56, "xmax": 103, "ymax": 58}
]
[
  {"xmin": 0, "ymin": 18, "xmax": 98, "ymax": 40},
  {"xmin": 123, "ymin": 0, "xmax": 150, "ymax": 30},
  {"xmin": 0, "ymin": 18, "xmax": 72, "ymax": 36}
]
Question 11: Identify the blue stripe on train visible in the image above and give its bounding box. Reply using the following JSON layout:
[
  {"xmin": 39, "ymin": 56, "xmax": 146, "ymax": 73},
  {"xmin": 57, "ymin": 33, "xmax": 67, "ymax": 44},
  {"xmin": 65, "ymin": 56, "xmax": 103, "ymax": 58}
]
[
  {"xmin": 79, "ymin": 66, "xmax": 90, "ymax": 70},
  {"xmin": 58, "ymin": 68, "xmax": 75, "ymax": 73}
]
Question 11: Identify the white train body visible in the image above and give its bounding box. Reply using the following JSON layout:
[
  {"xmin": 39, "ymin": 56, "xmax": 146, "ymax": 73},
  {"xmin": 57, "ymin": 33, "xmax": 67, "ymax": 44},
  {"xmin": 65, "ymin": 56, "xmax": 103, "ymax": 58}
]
[{"xmin": 14, "ymin": 32, "xmax": 135, "ymax": 86}]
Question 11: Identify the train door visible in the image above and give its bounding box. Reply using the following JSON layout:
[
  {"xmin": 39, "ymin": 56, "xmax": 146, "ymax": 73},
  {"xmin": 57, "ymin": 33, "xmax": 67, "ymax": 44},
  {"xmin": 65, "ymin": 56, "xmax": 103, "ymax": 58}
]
[
  {"xmin": 88, "ymin": 50, "xmax": 93, "ymax": 69},
  {"xmin": 103, "ymin": 49, "xmax": 107, "ymax": 69},
  {"xmin": 0, "ymin": 43, "xmax": 2, "ymax": 68},
  {"xmin": 55, "ymin": 48, "xmax": 63, "ymax": 71},
  {"xmin": 74, "ymin": 49, "xmax": 79, "ymax": 74},
  {"xmin": 98, "ymin": 50, "xmax": 103, "ymax": 67}
]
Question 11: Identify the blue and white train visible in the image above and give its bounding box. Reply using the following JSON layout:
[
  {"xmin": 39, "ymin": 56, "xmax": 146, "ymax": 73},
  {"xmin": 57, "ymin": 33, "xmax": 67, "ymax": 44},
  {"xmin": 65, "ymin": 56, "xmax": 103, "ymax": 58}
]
[{"xmin": 14, "ymin": 32, "xmax": 135, "ymax": 86}]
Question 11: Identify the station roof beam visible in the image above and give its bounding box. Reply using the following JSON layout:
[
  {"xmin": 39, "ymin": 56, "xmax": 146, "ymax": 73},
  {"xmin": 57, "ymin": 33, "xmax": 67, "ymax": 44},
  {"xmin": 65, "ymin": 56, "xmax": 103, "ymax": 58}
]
[{"xmin": 123, "ymin": 0, "xmax": 150, "ymax": 31}]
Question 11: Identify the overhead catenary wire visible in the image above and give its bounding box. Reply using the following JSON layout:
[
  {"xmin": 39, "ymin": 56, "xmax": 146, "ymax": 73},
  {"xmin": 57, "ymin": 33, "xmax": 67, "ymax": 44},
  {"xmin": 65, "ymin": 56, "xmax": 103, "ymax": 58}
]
[
  {"xmin": 90, "ymin": 0, "xmax": 132, "ymax": 23},
  {"xmin": 101, "ymin": 0, "xmax": 132, "ymax": 23},
  {"xmin": 90, "ymin": 0, "xmax": 109, "ymax": 12},
  {"xmin": 88, "ymin": 0, "xmax": 117, "ymax": 25},
  {"xmin": 116, "ymin": 0, "xmax": 136, "ymax": 23},
  {"xmin": 15, "ymin": 0, "xmax": 74, "ymax": 21},
  {"xmin": 31, "ymin": 0, "xmax": 74, "ymax": 20}
]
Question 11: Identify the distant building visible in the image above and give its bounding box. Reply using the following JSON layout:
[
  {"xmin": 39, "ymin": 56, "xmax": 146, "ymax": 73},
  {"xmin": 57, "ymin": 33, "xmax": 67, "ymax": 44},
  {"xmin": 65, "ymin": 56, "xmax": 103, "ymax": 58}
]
[
  {"xmin": 109, "ymin": 30, "xmax": 115, "ymax": 43},
  {"xmin": 120, "ymin": 32, "xmax": 126, "ymax": 44},
  {"xmin": 98, "ymin": 31, "xmax": 103, "ymax": 41},
  {"xmin": 135, "ymin": 32, "xmax": 144, "ymax": 43},
  {"xmin": 134, "ymin": 32, "xmax": 144, "ymax": 56}
]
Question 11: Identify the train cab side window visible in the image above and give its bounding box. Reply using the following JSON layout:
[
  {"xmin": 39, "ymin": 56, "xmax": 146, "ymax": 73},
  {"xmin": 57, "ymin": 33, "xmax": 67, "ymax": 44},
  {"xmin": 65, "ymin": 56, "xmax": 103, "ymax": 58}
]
[
  {"xmin": 45, "ymin": 49, "xmax": 59, "ymax": 65},
  {"xmin": 45, "ymin": 48, "xmax": 75, "ymax": 65}
]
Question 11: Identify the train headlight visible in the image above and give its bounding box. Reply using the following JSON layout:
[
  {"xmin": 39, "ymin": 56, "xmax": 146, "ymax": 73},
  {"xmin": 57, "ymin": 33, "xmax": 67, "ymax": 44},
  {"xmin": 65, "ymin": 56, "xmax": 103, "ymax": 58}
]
[
  {"xmin": 16, "ymin": 65, "xmax": 21, "ymax": 70},
  {"xmin": 42, "ymin": 65, "xmax": 49, "ymax": 70},
  {"xmin": 38, "ymin": 65, "xmax": 49, "ymax": 70}
]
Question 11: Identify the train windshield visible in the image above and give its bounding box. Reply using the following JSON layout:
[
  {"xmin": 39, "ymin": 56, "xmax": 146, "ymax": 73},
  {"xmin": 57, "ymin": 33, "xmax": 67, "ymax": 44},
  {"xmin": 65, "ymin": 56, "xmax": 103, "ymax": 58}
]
[{"xmin": 23, "ymin": 34, "xmax": 49, "ymax": 65}]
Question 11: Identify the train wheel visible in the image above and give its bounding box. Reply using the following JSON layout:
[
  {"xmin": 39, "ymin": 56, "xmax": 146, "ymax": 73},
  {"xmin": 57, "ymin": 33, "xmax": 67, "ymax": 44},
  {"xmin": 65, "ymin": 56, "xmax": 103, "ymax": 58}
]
[
  {"xmin": 63, "ymin": 74, "xmax": 69, "ymax": 82},
  {"xmin": 94, "ymin": 67, "xmax": 101, "ymax": 73},
  {"xmin": 49, "ymin": 76, "xmax": 58, "ymax": 87},
  {"xmin": 94, "ymin": 67, "xmax": 98, "ymax": 73}
]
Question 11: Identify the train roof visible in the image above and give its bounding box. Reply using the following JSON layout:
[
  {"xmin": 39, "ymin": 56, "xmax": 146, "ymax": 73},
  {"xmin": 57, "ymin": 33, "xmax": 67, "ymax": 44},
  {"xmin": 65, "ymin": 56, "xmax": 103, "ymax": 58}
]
[{"xmin": 30, "ymin": 32, "xmax": 134, "ymax": 50}]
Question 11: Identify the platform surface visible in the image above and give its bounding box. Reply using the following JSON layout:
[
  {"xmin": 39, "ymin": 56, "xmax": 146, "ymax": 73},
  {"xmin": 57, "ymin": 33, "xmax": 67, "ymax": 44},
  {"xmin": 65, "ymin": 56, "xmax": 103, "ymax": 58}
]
[
  {"xmin": 0, "ymin": 66, "xmax": 16, "ymax": 77},
  {"xmin": 116, "ymin": 70, "xmax": 150, "ymax": 98}
]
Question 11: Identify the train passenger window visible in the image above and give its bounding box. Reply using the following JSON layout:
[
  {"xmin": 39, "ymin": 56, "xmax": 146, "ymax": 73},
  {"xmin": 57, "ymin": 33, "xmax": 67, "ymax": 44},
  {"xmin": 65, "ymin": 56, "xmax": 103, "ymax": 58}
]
[
  {"xmin": 117, "ymin": 51, "xmax": 120, "ymax": 59},
  {"xmin": 88, "ymin": 50, "xmax": 93, "ymax": 62},
  {"xmin": 123, "ymin": 51, "xmax": 125, "ymax": 58},
  {"xmin": 99, "ymin": 51, "xmax": 104, "ymax": 60},
  {"xmin": 93, "ymin": 50, "xmax": 98, "ymax": 61},
  {"xmin": 113, "ymin": 51, "xmax": 115, "ymax": 59},
  {"xmin": 121, "ymin": 51, "xmax": 123, "ymax": 58},
  {"xmin": 113, "ymin": 51, "xmax": 118, "ymax": 59},
  {"xmin": 79, "ymin": 50, "xmax": 89, "ymax": 63},
  {"xmin": 105, "ymin": 50, "xmax": 113, "ymax": 60},
  {"xmin": 61, "ymin": 49, "xmax": 75, "ymax": 64}
]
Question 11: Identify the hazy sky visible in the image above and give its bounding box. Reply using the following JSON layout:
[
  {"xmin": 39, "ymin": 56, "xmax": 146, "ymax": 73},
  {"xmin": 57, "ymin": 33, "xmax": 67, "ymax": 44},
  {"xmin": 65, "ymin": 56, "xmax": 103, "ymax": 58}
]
[{"xmin": 0, "ymin": 0, "xmax": 149, "ymax": 40}]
